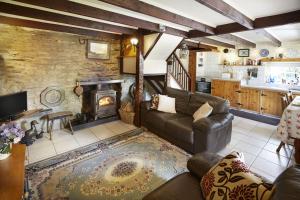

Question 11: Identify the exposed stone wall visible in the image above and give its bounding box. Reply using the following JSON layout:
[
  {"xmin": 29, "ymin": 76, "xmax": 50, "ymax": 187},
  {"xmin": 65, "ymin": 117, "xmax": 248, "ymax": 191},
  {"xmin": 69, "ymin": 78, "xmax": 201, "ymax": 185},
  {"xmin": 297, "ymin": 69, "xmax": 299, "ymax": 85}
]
[{"xmin": 0, "ymin": 24, "xmax": 135, "ymax": 130}]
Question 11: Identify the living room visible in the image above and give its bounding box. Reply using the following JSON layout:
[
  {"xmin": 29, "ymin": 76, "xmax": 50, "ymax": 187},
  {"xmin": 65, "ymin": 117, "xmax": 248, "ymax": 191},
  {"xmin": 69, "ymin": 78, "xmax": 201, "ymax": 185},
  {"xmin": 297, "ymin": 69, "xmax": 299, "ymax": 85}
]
[{"xmin": 0, "ymin": 0, "xmax": 299, "ymax": 200}]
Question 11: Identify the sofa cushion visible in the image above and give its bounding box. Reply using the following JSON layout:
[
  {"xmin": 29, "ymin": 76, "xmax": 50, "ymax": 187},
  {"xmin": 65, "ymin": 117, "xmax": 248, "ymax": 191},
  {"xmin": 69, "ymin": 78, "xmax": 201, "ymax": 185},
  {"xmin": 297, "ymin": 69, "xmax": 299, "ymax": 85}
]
[
  {"xmin": 157, "ymin": 95, "xmax": 176, "ymax": 113},
  {"xmin": 166, "ymin": 87, "xmax": 190, "ymax": 115},
  {"xmin": 188, "ymin": 92, "xmax": 229, "ymax": 115},
  {"xmin": 144, "ymin": 110, "xmax": 187, "ymax": 133},
  {"xmin": 200, "ymin": 152, "xmax": 274, "ymax": 200},
  {"xmin": 143, "ymin": 172, "xmax": 204, "ymax": 200},
  {"xmin": 165, "ymin": 116, "xmax": 194, "ymax": 145}
]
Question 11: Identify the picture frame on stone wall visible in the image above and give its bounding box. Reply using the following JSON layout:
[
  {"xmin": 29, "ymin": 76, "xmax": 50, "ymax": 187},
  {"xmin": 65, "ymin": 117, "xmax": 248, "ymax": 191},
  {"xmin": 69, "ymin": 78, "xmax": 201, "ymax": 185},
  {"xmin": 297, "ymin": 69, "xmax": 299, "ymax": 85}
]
[{"xmin": 87, "ymin": 40, "xmax": 110, "ymax": 59}]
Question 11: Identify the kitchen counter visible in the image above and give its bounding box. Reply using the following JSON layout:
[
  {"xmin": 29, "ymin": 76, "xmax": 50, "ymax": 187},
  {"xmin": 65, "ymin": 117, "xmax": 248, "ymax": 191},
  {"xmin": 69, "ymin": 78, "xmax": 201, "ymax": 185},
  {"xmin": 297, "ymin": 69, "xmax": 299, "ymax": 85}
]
[{"xmin": 211, "ymin": 77, "xmax": 300, "ymax": 93}]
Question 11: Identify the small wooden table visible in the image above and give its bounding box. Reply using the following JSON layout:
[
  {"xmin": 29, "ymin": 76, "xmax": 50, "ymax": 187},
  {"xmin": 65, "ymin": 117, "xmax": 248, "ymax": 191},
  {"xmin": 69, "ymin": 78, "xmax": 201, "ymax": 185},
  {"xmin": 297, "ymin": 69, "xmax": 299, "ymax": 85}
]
[
  {"xmin": 46, "ymin": 111, "xmax": 74, "ymax": 140},
  {"xmin": 0, "ymin": 144, "xmax": 26, "ymax": 200}
]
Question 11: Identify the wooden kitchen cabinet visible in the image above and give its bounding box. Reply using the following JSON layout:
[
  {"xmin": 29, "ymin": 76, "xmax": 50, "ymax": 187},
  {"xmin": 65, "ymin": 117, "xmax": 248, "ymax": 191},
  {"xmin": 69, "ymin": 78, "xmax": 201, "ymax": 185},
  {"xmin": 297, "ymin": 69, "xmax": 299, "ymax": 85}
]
[
  {"xmin": 211, "ymin": 80, "xmax": 240, "ymax": 108},
  {"xmin": 261, "ymin": 90, "xmax": 283, "ymax": 116},
  {"xmin": 239, "ymin": 88, "xmax": 261, "ymax": 112},
  {"xmin": 211, "ymin": 80, "xmax": 225, "ymax": 98}
]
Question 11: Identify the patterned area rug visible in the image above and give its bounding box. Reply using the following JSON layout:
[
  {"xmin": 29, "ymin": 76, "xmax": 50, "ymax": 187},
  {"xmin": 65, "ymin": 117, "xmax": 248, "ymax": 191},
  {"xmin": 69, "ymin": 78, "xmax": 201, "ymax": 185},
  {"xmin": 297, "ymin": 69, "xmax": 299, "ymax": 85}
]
[{"xmin": 26, "ymin": 131, "xmax": 190, "ymax": 200}]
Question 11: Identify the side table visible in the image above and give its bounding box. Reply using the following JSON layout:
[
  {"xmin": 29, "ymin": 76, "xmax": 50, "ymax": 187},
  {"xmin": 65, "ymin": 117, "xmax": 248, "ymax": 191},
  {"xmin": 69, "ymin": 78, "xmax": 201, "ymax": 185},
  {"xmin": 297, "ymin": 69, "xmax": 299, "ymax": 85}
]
[{"xmin": 0, "ymin": 144, "xmax": 26, "ymax": 200}]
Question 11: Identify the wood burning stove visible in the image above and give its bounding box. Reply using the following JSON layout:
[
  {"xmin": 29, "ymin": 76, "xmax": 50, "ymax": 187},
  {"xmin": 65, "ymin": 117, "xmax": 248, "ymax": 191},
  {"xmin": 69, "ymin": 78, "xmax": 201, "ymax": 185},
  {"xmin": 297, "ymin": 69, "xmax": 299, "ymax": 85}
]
[{"xmin": 91, "ymin": 89, "xmax": 117, "ymax": 120}]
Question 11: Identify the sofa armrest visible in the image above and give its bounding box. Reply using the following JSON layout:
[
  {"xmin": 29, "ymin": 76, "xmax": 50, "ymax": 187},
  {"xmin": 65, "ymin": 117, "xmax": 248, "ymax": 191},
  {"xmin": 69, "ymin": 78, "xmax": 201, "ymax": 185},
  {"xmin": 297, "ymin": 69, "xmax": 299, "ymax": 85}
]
[
  {"xmin": 141, "ymin": 101, "xmax": 151, "ymax": 111},
  {"xmin": 187, "ymin": 153, "xmax": 221, "ymax": 179},
  {"xmin": 192, "ymin": 113, "xmax": 234, "ymax": 132}
]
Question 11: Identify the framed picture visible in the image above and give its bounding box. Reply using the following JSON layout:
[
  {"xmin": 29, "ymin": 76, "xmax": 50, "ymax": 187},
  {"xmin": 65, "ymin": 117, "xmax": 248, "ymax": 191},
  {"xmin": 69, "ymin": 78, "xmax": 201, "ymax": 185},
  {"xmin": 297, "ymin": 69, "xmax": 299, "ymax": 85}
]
[
  {"xmin": 87, "ymin": 40, "xmax": 110, "ymax": 59},
  {"xmin": 238, "ymin": 49, "xmax": 250, "ymax": 57}
]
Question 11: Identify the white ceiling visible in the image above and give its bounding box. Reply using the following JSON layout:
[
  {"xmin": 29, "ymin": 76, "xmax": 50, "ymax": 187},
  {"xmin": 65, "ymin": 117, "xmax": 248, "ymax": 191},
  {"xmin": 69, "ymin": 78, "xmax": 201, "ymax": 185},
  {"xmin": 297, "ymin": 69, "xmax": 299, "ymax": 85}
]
[
  {"xmin": 267, "ymin": 24, "xmax": 300, "ymax": 42},
  {"xmin": 0, "ymin": 0, "xmax": 300, "ymax": 44},
  {"xmin": 141, "ymin": 0, "xmax": 233, "ymax": 27}
]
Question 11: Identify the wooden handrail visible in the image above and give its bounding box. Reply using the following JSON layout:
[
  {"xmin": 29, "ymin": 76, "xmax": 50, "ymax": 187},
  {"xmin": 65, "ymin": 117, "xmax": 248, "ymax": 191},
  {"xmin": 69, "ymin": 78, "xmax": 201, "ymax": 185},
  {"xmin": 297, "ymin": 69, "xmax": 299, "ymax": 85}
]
[
  {"xmin": 173, "ymin": 53, "xmax": 191, "ymax": 79},
  {"xmin": 167, "ymin": 53, "xmax": 191, "ymax": 91}
]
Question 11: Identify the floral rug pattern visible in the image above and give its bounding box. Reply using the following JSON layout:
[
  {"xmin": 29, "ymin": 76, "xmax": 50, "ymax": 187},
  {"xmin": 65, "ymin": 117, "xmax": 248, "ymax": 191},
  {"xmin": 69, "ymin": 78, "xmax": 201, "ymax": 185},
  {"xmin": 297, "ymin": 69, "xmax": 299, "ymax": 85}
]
[{"xmin": 27, "ymin": 132, "xmax": 190, "ymax": 200}]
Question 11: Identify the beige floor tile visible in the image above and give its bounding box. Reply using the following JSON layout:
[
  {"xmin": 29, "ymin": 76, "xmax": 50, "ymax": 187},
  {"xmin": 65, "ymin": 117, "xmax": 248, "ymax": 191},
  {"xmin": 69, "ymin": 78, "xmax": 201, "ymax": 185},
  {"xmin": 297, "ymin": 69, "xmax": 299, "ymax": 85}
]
[
  {"xmin": 258, "ymin": 149, "xmax": 290, "ymax": 167},
  {"xmin": 104, "ymin": 120, "xmax": 131, "ymax": 134},
  {"xmin": 90, "ymin": 124, "xmax": 116, "ymax": 140},
  {"xmin": 250, "ymin": 167, "xmax": 276, "ymax": 182},
  {"xmin": 28, "ymin": 144, "xmax": 56, "ymax": 164},
  {"xmin": 251, "ymin": 157, "xmax": 286, "ymax": 178},
  {"xmin": 251, "ymin": 126, "xmax": 275, "ymax": 137},
  {"xmin": 232, "ymin": 131, "xmax": 267, "ymax": 148},
  {"xmin": 49, "ymin": 129, "xmax": 74, "ymax": 143},
  {"xmin": 73, "ymin": 129, "xmax": 98, "ymax": 147},
  {"xmin": 234, "ymin": 141, "xmax": 262, "ymax": 156},
  {"xmin": 263, "ymin": 142, "xmax": 293, "ymax": 158},
  {"xmin": 242, "ymin": 152, "xmax": 257, "ymax": 166},
  {"xmin": 217, "ymin": 146, "xmax": 234, "ymax": 157},
  {"xmin": 53, "ymin": 137, "xmax": 80, "ymax": 154}
]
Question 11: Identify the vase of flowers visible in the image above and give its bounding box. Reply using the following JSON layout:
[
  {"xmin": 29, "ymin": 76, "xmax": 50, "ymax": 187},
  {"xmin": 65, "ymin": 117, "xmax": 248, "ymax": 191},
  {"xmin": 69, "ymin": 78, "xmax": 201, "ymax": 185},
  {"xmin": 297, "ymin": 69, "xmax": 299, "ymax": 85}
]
[{"xmin": 0, "ymin": 122, "xmax": 25, "ymax": 160}]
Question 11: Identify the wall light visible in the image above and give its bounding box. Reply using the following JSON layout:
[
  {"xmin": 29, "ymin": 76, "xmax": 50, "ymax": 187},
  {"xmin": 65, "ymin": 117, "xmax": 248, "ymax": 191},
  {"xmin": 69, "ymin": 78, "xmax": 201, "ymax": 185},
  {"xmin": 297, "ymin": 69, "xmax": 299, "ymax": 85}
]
[{"xmin": 130, "ymin": 38, "xmax": 138, "ymax": 46}]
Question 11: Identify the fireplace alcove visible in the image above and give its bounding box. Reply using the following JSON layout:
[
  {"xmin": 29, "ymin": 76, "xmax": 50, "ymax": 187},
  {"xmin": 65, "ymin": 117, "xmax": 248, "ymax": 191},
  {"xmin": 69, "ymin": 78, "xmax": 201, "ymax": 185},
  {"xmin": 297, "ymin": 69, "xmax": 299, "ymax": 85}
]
[{"xmin": 72, "ymin": 78, "xmax": 124, "ymax": 131}]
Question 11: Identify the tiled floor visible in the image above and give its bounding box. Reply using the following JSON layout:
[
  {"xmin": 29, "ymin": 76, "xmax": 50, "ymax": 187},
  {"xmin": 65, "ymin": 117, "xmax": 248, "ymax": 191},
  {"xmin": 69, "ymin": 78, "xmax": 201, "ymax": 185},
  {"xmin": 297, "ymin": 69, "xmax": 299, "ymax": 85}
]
[
  {"xmin": 25, "ymin": 116, "xmax": 295, "ymax": 182},
  {"xmin": 218, "ymin": 116, "xmax": 294, "ymax": 182},
  {"xmin": 25, "ymin": 120, "xmax": 136, "ymax": 164}
]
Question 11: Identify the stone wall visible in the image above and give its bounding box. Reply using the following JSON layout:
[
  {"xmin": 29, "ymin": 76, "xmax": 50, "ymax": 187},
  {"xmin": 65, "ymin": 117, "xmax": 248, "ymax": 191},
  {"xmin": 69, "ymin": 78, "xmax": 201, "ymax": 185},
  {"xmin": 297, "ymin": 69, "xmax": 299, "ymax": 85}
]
[{"xmin": 0, "ymin": 24, "xmax": 135, "ymax": 129}]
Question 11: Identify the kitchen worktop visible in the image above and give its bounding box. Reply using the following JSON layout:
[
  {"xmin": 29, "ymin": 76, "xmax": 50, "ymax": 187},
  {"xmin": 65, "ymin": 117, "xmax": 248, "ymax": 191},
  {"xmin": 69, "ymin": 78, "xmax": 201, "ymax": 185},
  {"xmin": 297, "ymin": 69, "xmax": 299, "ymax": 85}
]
[{"xmin": 210, "ymin": 77, "xmax": 300, "ymax": 93}]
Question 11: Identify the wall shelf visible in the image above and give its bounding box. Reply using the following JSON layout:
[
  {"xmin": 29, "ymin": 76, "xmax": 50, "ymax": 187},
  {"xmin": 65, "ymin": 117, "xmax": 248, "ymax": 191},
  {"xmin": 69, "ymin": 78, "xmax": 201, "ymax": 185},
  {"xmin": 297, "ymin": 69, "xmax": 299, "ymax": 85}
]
[{"xmin": 261, "ymin": 58, "xmax": 300, "ymax": 62}]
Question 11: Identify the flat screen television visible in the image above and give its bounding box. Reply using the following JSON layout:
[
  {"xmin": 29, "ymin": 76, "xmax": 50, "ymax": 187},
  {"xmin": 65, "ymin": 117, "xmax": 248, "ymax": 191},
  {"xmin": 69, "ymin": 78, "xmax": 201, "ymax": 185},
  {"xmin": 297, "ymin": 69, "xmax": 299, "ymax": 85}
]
[{"xmin": 0, "ymin": 91, "xmax": 27, "ymax": 120}]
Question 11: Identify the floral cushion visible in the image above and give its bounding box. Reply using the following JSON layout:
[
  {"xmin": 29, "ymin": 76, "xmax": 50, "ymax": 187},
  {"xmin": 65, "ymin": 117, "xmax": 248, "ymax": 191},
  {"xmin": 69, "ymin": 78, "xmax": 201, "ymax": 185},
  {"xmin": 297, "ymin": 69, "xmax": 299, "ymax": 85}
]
[
  {"xmin": 200, "ymin": 152, "xmax": 274, "ymax": 200},
  {"xmin": 150, "ymin": 94, "xmax": 159, "ymax": 110}
]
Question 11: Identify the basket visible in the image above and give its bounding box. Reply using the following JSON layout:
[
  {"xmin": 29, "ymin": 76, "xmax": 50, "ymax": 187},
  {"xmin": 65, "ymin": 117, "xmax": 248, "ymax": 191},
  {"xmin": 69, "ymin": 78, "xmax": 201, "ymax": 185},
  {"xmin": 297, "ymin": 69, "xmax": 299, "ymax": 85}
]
[{"xmin": 118, "ymin": 109, "xmax": 135, "ymax": 124}]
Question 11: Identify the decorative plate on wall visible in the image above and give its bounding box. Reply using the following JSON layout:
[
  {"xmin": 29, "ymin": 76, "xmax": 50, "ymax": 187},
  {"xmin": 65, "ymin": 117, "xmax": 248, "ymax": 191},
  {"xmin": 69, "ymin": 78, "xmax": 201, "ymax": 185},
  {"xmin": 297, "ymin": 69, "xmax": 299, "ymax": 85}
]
[
  {"xmin": 41, "ymin": 87, "xmax": 65, "ymax": 107},
  {"xmin": 259, "ymin": 49, "xmax": 269, "ymax": 57}
]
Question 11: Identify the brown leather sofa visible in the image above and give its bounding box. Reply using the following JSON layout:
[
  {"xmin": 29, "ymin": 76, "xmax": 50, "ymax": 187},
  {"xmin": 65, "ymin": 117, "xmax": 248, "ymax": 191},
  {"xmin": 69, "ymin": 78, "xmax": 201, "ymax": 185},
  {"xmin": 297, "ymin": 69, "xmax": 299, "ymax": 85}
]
[
  {"xmin": 141, "ymin": 87, "xmax": 234, "ymax": 154},
  {"xmin": 143, "ymin": 153, "xmax": 300, "ymax": 200}
]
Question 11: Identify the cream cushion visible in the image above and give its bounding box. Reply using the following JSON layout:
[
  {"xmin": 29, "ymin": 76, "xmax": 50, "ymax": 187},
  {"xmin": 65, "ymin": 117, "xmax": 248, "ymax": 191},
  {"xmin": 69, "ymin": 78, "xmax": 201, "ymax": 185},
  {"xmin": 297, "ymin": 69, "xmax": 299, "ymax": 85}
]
[
  {"xmin": 193, "ymin": 102, "xmax": 213, "ymax": 122},
  {"xmin": 157, "ymin": 95, "xmax": 176, "ymax": 114}
]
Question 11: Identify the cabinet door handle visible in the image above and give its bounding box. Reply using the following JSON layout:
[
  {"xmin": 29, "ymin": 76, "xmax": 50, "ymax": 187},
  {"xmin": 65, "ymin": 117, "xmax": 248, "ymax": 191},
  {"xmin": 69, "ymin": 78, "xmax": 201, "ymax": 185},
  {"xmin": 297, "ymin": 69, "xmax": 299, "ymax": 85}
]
[
  {"xmin": 235, "ymin": 90, "xmax": 241, "ymax": 93},
  {"xmin": 261, "ymin": 107, "xmax": 267, "ymax": 110},
  {"xmin": 261, "ymin": 94, "xmax": 267, "ymax": 96}
]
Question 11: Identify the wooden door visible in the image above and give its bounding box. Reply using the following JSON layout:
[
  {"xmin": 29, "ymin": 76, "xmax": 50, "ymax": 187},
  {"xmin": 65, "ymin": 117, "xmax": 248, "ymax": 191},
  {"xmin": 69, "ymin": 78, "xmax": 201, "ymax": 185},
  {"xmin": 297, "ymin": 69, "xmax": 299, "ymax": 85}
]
[
  {"xmin": 261, "ymin": 90, "xmax": 283, "ymax": 116},
  {"xmin": 240, "ymin": 88, "xmax": 261, "ymax": 112}
]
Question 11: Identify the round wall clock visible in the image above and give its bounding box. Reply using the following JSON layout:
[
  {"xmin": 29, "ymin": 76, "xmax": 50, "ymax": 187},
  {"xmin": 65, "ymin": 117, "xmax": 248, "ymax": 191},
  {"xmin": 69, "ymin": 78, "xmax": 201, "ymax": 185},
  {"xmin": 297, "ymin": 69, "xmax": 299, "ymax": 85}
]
[{"xmin": 259, "ymin": 49, "xmax": 269, "ymax": 57}]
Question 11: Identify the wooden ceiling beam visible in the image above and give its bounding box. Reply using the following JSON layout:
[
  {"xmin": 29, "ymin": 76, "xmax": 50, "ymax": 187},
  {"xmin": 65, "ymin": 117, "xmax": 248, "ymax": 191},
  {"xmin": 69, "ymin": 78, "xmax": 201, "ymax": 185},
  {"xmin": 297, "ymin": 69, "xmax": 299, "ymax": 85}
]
[
  {"xmin": 13, "ymin": 0, "xmax": 188, "ymax": 37},
  {"xmin": 256, "ymin": 29, "xmax": 281, "ymax": 47},
  {"xmin": 192, "ymin": 37, "xmax": 235, "ymax": 49},
  {"xmin": 194, "ymin": 0, "xmax": 253, "ymax": 29},
  {"xmin": 99, "ymin": 0, "xmax": 215, "ymax": 35},
  {"xmin": 0, "ymin": 15, "xmax": 120, "ymax": 39},
  {"xmin": 255, "ymin": 10, "xmax": 300, "ymax": 29},
  {"xmin": 218, "ymin": 34, "xmax": 256, "ymax": 48},
  {"xmin": 216, "ymin": 10, "xmax": 300, "ymax": 35},
  {"xmin": 0, "ymin": 2, "xmax": 137, "ymax": 35},
  {"xmin": 183, "ymin": 40, "xmax": 218, "ymax": 50}
]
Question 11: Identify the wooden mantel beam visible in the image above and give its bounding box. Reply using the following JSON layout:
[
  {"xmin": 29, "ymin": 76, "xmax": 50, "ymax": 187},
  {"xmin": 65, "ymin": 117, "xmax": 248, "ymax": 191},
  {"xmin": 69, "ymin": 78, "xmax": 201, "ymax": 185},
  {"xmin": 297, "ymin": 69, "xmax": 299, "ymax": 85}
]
[
  {"xmin": 194, "ymin": 0, "xmax": 253, "ymax": 29},
  {"xmin": 99, "ymin": 0, "xmax": 215, "ymax": 35},
  {"xmin": 0, "ymin": 15, "xmax": 120, "ymax": 39},
  {"xmin": 13, "ymin": 0, "xmax": 188, "ymax": 37},
  {"xmin": 0, "ymin": 2, "xmax": 137, "ymax": 35}
]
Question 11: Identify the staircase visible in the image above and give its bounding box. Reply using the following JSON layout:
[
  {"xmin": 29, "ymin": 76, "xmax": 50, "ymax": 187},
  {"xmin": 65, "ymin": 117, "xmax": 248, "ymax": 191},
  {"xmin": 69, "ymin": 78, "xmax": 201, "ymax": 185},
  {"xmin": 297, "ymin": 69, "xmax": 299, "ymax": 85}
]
[
  {"xmin": 166, "ymin": 53, "xmax": 191, "ymax": 91},
  {"xmin": 144, "ymin": 74, "xmax": 166, "ymax": 94},
  {"xmin": 127, "ymin": 32, "xmax": 191, "ymax": 93}
]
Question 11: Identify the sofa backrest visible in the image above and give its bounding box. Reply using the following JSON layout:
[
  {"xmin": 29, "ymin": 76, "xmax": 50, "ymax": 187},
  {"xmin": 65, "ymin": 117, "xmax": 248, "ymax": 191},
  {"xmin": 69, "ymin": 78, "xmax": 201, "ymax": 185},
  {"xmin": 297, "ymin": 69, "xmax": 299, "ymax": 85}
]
[
  {"xmin": 166, "ymin": 87, "xmax": 190, "ymax": 115},
  {"xmin": 165, "ymin": 87, "xmax": 229, "ymax": 115},
  {"xmin": 188, "ymin": 92, "xmax": 230, "ymax": 115}
]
